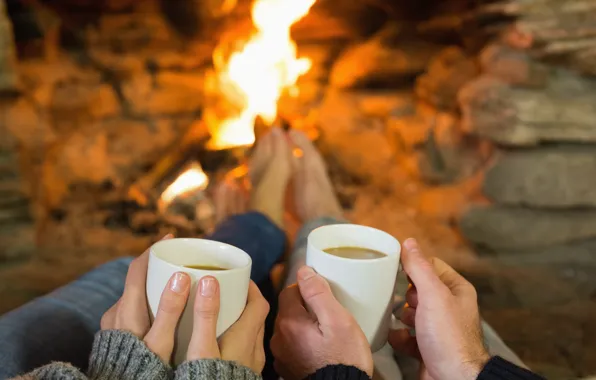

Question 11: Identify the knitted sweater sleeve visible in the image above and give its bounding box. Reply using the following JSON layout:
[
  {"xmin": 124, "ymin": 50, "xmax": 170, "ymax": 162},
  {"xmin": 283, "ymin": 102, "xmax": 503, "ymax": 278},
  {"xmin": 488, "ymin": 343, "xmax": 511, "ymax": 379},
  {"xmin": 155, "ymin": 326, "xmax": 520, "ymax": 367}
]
[
  {"xmin": 10, "ymin": 330, "xmax": 173, "ymax": 380},
  {"xmin": 175, "ymin": 358, "xmax": 262, "ymax": 380}
]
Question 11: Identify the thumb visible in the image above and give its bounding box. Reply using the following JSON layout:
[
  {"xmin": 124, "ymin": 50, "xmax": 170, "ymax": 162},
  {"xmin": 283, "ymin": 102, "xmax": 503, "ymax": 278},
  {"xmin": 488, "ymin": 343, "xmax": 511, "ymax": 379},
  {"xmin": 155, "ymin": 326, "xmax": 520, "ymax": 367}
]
[
  {"xmin": 400, "ymin": 239, "xmax": 445, "ymax": 295},
  {"xmin": 144, "ymin": 272, "xmax": 190, "ymax": 363},
  {"xmin": 187, "ymin": 276, "xmax": 221, "ymax": 361},
  {"xmin": 297, "ymin": 266, "xmax": 349, "ymax": 326},
  {"xmin": 431, "ymin": 257, "xmax": 476, "ymax": 297}
]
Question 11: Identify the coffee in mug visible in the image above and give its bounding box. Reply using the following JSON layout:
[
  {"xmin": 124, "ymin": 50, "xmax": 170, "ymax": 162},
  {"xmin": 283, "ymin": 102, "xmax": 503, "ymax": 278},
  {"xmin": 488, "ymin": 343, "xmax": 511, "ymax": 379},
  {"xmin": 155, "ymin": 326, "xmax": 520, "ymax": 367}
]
[
  {"xmin": 184, "ymin": 264, "xmax": 229, "ymax": 271},
  {"xmin": 147, "ymin": 238, "xmax": 252, "ymax": 365},
  {"xmin": 306, "ymin": 224, "xmax": 401, "ymax": 352},
  {"xmin": 323, "ymin": 246, "xmax": 386, "ymax": 260}
]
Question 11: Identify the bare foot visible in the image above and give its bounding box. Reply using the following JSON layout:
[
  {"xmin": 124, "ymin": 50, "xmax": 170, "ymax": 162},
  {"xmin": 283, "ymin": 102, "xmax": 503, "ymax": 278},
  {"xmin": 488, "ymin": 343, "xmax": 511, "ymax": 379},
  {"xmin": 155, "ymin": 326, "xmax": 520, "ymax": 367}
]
[
  {"xmin": 289, "ymin": 130, "xmax": 343, "ymax": 222},
  {"xmin": 249, "ymin": 128, "xmax": 292, "ymax": 228},
  {"xmin": 249, "ymin": 128, "xmax": 274, "ymax": 187},
  {"xmin": 213, "ymin": 179, "xmax": 248, "ymax": 225}
]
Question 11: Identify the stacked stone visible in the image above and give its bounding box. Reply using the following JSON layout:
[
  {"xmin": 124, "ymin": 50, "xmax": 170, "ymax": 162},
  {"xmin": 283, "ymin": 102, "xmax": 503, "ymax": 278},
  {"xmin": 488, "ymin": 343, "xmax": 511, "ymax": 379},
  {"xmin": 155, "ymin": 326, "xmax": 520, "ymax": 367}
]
[
  {"xmin": 1, "ymin": 0, "xmax": 216, "ymax": 214},
  {"xmin": 0, "ymin": 113, "xmax": 36, "ymax": 261},
  {"xmin": 0, "ymin": 0, "xmax": 34, "ymax": 261},
  {"xmin": 0, "ymin": 0, "xmax": 18, "ymax": 91},
  {"xmin": 458, "ymin": 42, "xmax": 596, "ymax": 252}
]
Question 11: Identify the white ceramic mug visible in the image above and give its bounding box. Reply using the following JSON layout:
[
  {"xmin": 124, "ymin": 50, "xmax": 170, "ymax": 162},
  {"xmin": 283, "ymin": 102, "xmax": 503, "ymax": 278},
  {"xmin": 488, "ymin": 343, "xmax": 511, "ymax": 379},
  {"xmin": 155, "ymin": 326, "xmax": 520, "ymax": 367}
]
[
  {"xmin": 306, "ymin": 224, "xmax": 401, "ymax": 352},
  {"xmin": 147, "ymin": 238, "xmax": 252, "ymax": 365}
]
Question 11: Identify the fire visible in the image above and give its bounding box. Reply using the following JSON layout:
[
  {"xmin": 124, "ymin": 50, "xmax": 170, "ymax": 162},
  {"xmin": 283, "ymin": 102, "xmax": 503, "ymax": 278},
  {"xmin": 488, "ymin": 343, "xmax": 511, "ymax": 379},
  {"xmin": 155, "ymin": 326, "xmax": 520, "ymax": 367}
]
[
  {"xmin": 206, "ymin": 0, "xmax": 316, "ymax": 149},
  {"xmin": 160, "ymin": 162, "xmax": 209, "ymax": 204}
]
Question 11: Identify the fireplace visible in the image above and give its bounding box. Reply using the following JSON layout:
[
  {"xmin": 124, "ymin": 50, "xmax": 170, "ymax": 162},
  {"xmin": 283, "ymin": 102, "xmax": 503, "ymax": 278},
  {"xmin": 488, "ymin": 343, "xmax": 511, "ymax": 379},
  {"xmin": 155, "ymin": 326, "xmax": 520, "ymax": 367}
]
[{"xmin": 1, "ymin": 0, "xmax": 596, "ymax": 377}]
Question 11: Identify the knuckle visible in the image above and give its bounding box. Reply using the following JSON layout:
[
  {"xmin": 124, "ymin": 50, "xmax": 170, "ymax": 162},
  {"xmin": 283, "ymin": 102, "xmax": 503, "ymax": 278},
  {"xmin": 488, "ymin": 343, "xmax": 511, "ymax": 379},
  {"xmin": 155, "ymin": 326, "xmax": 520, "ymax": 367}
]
[
  {"xmin": 159, "ymin": 291, "xmax": 186, "ymax": 315},
  {"xmin": 278, "ymin": 317, "xmax": 298, "ymax": 333},
  {"xmin": 259, "ymin": 298, "xmax": 270, "ymax": 316},
  {"xmin": 436, "ymin": 285, "xmax": 452, "ymax": 300},
  {"xmin": 195, "ymin": 307, "xmax": 218, "ymax": 321},
  {"xmin": 466, "ymin": 283, "xmax": 478, "ymax": 300},
  {"xmin": 331, "ymin": 314, "xmax": 354, "ymax": 330}
]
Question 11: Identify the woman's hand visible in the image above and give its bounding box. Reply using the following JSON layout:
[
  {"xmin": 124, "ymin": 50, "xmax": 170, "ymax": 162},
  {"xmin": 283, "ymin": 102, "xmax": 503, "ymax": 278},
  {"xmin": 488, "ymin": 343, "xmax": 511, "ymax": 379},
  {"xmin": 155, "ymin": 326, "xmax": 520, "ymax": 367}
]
[
  {"xmin": 185, "ymin": 277, "xmax": 269, "ymax": 373},
  {"xmin": 101, "ymin": 234, "xmax": 191, "ymax": 363}
]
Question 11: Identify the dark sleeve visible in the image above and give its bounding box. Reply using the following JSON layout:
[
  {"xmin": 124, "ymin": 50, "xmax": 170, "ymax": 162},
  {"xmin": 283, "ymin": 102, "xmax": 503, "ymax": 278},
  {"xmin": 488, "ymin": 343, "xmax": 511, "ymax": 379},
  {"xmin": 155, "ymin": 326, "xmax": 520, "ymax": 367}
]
[
  {"xmin": 478, "ymin": 356, "xmax": 546, "ymax": 380},
  {"xmin": 304, "ymin": 365, "xmax": 370, "ymax": 380}
]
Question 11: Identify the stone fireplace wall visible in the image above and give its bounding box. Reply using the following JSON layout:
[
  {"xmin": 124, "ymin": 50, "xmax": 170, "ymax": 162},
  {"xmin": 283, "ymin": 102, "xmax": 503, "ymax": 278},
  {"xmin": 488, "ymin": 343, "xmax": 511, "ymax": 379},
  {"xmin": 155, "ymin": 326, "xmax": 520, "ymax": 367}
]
[
  {"xmin": 0, "ymin": 0, "xmax": 398, "ymax": 260},
  {"xmin": 0, "ymin": 0, "xmax": 215, "ymax": 262},
  {"xmin": 2, "ymin": 1, "xmax": 596, "ymax": 376},
  {"xmin": 2, "ymin": 0, "xmax": 596, "ymax": 260}
]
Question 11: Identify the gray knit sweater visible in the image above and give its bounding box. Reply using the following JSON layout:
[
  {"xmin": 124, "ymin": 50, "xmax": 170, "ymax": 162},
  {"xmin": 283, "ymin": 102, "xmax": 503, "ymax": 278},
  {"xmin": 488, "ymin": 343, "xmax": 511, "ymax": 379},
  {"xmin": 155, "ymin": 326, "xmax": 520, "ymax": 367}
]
[{"xmin": 11, "ymin": 330, "xmax": 262, "ymax": 380}]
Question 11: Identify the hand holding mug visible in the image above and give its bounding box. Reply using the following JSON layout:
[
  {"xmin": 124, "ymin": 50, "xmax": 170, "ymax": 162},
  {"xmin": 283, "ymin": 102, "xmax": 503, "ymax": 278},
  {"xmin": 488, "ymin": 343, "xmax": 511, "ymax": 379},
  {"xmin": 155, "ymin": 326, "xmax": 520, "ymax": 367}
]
[
  {"xmin": 271, "ymin": 266, "xmax": 373, "ymax": 380},
  {"xmin": 101, "ymin": 235, "xmax": 191, "ymax": 363},
  {"xmin": 389, "ymin": 239, "xmax": 490, "ymax": 380},
  {"xmin": 186, "ymin": 276, "xmax": 269, "ymax": 373}
]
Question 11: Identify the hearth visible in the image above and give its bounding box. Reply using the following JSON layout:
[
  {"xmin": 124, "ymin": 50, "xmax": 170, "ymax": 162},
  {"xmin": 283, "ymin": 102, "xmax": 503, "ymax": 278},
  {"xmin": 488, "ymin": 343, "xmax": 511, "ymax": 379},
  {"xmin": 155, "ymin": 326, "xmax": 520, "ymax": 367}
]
[{"xmin": 2, "ymin": 0, "xmax": 596, "ymax": 377}]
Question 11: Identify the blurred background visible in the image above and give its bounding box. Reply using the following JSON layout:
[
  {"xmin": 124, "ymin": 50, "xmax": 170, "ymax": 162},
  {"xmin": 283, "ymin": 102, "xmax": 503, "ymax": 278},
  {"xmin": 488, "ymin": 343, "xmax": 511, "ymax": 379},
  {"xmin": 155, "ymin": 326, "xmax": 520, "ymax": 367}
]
[{"xmin": 1, "ymin": 0, "xmax": 595, "ymax": 377}]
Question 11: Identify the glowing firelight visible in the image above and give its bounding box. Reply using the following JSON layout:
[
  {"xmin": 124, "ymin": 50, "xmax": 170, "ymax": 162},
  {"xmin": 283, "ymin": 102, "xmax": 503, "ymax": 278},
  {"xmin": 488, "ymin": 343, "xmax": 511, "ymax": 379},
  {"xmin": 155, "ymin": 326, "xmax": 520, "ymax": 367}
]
[
  {"xmin": 160, "ymin": 163, "xmax": 209, "ymax": 204},
  {"xmin": 207, "ymin": 0, "xmax": 316, "ymax": 149}
]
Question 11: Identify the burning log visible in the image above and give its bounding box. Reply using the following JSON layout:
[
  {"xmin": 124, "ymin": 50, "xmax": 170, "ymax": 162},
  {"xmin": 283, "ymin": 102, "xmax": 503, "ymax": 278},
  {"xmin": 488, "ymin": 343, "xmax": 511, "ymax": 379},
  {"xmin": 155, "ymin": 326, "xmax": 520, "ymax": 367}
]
[{"xmin": 127, "ymin": 122, "xmax": 208, "ymax": 206}]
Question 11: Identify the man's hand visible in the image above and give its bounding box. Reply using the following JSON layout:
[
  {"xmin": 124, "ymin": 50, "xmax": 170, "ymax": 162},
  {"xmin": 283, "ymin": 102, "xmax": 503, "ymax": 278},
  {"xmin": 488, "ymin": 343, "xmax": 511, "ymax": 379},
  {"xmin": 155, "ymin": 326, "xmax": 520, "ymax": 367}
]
[
  {"xmin": 389, "ymin": 238, "xmax": 490, "ymax": 380},
  {"xmin": 271, "ymin": 266, "xmax": 373, "ymax": 380}
]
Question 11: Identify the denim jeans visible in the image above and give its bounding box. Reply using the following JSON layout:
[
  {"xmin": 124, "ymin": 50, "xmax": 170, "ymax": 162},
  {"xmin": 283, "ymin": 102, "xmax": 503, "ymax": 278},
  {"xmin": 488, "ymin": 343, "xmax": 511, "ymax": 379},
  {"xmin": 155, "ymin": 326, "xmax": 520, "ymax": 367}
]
[{"xmin": 0, "ymin": 211, "xmax": 285, "ymax": 379}]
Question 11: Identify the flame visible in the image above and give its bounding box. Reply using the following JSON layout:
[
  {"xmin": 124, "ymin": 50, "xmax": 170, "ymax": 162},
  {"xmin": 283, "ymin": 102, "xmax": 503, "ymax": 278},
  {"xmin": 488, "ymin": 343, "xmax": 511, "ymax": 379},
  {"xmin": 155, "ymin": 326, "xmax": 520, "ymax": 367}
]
[
  {"xmin": 207, "ymin": 0, "xmax": 316, "ymax": 149},
  {"xmin": 160, "ymin": 163, "xmax": 209, "ymax": 204}
]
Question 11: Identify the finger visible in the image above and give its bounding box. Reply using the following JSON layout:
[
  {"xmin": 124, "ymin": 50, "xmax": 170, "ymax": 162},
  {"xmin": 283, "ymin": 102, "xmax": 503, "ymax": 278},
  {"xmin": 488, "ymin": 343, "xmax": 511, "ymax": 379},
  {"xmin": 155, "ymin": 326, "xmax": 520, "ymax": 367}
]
[
  {"xmin": 296, "ymin": 266, "xmax": 351, "ymax": 326},
  {"xmin": 100, "ymin": 299, "xmax": 120, "ymax": 330},
  {"xmin": 430, "ymin": 257, "xmax": 476, "ymax": 297},
  {"xmin": 400, "ymin": 306, "xmax": 416, "ymax": 328},
  {"xmin": 119, "ymin": 234, "xmax": 173, "ymax": 335},
  {"xmin": 122, "ymin": 234, "xmax": 173, "ymax": 305},
  {"xmin": 388, "ymin": 328, "xmax": 420, "ymax": 359},
  {"xmin": 144, "ymin": 272, "xmax": 190, "ymax": 363},
  {"xmin": 277, "ymin": 284, "xmax": 310, "ymax": 320},
  {"xmin": 419, "ymin": 362, "xmax": 437, "ymax": 380},
  {"xmin": 405, "ymin": 285, "xmax": 418, "ymax": 309},
  {"xmin": 253, "ymin": 323, "xmax": 267, "ymax": 372},
  {"xmin": 228, "ymin": 282, "xmax": 269, "ymax": 337},
  {"xmin": 401, "ymin": 239, "xmax": 447, "ymax": 295},
  {"xmin": 187, "ymin": 276, "xmax": 221, "ymax": 361}
]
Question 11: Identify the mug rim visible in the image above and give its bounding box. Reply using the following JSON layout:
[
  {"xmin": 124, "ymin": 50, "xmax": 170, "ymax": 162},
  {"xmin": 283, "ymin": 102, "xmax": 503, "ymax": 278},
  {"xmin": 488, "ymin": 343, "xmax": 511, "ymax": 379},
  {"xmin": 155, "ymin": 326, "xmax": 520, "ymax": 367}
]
[
  {"xmin": 308, "ymin": 223, "xmax": 400, "ymax": 263},
  {"xmin": 150, "ymin": 237, "xmax": 252, "ymax": 274}
]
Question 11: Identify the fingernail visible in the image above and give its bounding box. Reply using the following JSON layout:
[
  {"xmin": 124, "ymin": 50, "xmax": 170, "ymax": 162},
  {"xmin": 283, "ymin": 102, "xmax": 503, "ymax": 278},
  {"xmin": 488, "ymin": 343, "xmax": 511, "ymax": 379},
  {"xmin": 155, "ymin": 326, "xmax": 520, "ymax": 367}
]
[
  {"xmin": 298, "ymin": 266, "xmax": 316, "ymax": 281},
  {"xmin": 161, "ymin": 233, "xmax": 174, "ymax": 241},
  {"xmin": 200, "ymin": 277, "xmax": 216, "ymax": 297},
  {"xmin": 404, "ymin": 238, "xmax": 419, "ymax": 252},
  {"xmin": 170, "ymin": 272, "xmax": 189, "ymax": 293},
  {"xmin": 271, "ymin": 127, "xmax": 282, "ymax": 136}
]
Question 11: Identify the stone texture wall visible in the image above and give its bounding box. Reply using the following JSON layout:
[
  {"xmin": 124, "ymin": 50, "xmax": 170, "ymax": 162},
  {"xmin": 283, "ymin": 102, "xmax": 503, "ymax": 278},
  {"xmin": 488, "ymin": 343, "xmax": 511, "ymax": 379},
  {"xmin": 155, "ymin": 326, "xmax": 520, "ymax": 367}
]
[
  {"xmin": 459, "ymin": 41, "xmax": 596, "ymax": 252},
  {"xmin": 0, "ymin": 0, "xmax": 218, "ymax": 261},
  {"xmin": 0, "ymin": 0, "xmax": 18, "ymax": 91},
  {"xmin": 2, "ymin": 0, "xmax": 210, "ymax": 213}
]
